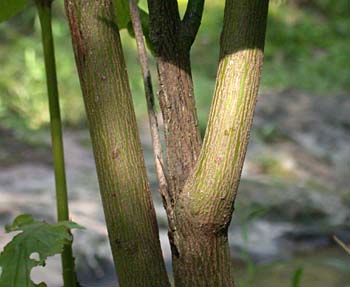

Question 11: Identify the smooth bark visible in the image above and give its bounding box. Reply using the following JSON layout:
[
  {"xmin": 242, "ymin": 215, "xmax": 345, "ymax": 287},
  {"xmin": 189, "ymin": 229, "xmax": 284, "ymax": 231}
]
[
  {"xmin": 64, "ymin": 1, "xmax": 169, "ymax": 286},
  {"xmin": 171, "ymin": 0, "xmax": 270, "ymax": 286}
]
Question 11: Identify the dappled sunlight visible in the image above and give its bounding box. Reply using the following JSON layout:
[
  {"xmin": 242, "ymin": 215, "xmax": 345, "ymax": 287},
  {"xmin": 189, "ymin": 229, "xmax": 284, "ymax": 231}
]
[{"xmin": 0, "ymin": 0, "xmax": 349, "ymax": 286}]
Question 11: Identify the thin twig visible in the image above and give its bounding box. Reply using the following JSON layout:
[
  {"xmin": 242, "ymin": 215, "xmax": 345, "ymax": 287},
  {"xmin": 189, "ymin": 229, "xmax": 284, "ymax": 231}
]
[
  {"xmin": 129, "ymin": 0, "xmax": 171, "ymax": 209},
  {"xmin": 333, "ymin": 235, "xmax": 350, "ymax": 255}
]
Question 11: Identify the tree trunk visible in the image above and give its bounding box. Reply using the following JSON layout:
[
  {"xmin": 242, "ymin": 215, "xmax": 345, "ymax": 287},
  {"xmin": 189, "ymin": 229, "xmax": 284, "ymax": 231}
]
[
  {"xmin": 64, "ymin": 1, "xmax": 169, "ymax": 286},
  {"xmin": 148, "ymin": 0, "xmax": 202, "ymax": 197},
  {"xmin": 171, "ymin": 0, "xmax": 269, "ymax": 285}
]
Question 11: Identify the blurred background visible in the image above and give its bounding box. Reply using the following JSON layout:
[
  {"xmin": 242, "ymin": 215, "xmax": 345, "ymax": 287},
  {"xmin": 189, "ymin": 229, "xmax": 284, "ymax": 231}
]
[{"xmin": 0, "ymin": 0, "xmax": 349, "ymax": 286}]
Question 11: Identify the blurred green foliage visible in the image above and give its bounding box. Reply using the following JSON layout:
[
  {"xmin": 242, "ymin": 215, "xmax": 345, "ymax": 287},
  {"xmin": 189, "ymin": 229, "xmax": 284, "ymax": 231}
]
[{"xmin": 0, "ymin": 0, "xmax": 349, "ymax": 132}]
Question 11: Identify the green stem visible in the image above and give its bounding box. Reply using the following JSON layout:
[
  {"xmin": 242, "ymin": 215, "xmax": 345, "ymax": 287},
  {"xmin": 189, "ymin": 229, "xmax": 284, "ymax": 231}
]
[{"xmin": 35, "ymin": 1, "xmax": 76, "ymax": 286}]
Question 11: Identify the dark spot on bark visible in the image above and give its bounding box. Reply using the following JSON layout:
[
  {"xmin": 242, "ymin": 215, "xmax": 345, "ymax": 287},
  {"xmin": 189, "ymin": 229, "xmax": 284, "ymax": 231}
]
[
  {"xmin": 112, "ymin": 148, "xmax": 120, "ymax": 160},
  {"xmin": 168, "ymin": 230, "xmax": 180, "ymax": 258},
  {"xmin": 114, "ymin": 238, "xmax": 121, "ymax": 246},
  {"xmin": 114, "ymin": 238, "xmax": 138, "ymax": 256}
]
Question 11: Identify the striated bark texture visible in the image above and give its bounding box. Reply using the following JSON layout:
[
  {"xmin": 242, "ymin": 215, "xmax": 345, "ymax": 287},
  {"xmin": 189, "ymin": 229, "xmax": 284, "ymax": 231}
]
[
  {"xmin": 148, "ymin": 0, "xmax": 203, "ymax": 198},
  {"xmin": 128, "ymin": 0, "xmax": 170, "ymax": 212},
  {"xmin": 64, "ymin": 1, "xmax": 169, "ymax": 286},
  {"xmin": 171, "ymin": 0, "xmax": 270, "ymax": 286}
]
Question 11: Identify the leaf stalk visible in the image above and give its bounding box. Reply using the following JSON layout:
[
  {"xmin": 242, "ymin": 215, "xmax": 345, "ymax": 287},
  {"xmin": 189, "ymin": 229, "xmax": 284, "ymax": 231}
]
[{"xmin": 34, "ymin": 1, "xmax": 77, "ymax": 286}]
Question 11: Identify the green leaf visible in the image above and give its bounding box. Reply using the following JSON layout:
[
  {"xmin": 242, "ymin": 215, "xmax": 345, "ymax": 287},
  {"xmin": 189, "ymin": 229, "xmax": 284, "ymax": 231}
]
[
  {"xmin": 114, "ymin": 0, "xmax": 148, "ymax": 32},
  {"xmin": 5, "ymin": 213, "xmax": 35, "ymax": 232},
  {"xmin": 0, "ymin": 214, "xmax": 83, "ymax": 287},
  {"xmin": 291, "ymin": 266, "xmax": 304, "ymax": 287},
  {"xmin": 0, "ymin": 0, "xmax": 28, "ymax": 23},
  {"xmin": 113, "ymin": 1, "xmax": 154, "ymax": 52},
  {"xmin": 126, "ymin": 8, "xmax": 149, "ymax": 37},
  {"xmin": 114, "ymin": 0, "xmax": 136, "ymax": 29}
]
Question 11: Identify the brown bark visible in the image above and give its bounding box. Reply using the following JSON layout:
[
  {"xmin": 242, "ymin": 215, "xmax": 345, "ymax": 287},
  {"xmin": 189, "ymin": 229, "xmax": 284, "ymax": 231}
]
[
  {"xmin": 64, "ymin": 0, "xmax": 270, "ymax": 285},
  {"xmin": 64, "ymin": 1, "xmax": 169, "ymax": 286},
  {"xmin": 171, "ymin": 0, "xmax": 270, "ymax": 286},
  {"xmin": 148, "ymin": 0, "xmax": 203, "ymax": 199},
  {"xmin": 129, "ymin": 0, "xmax": 171, "ymax": 212}
]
